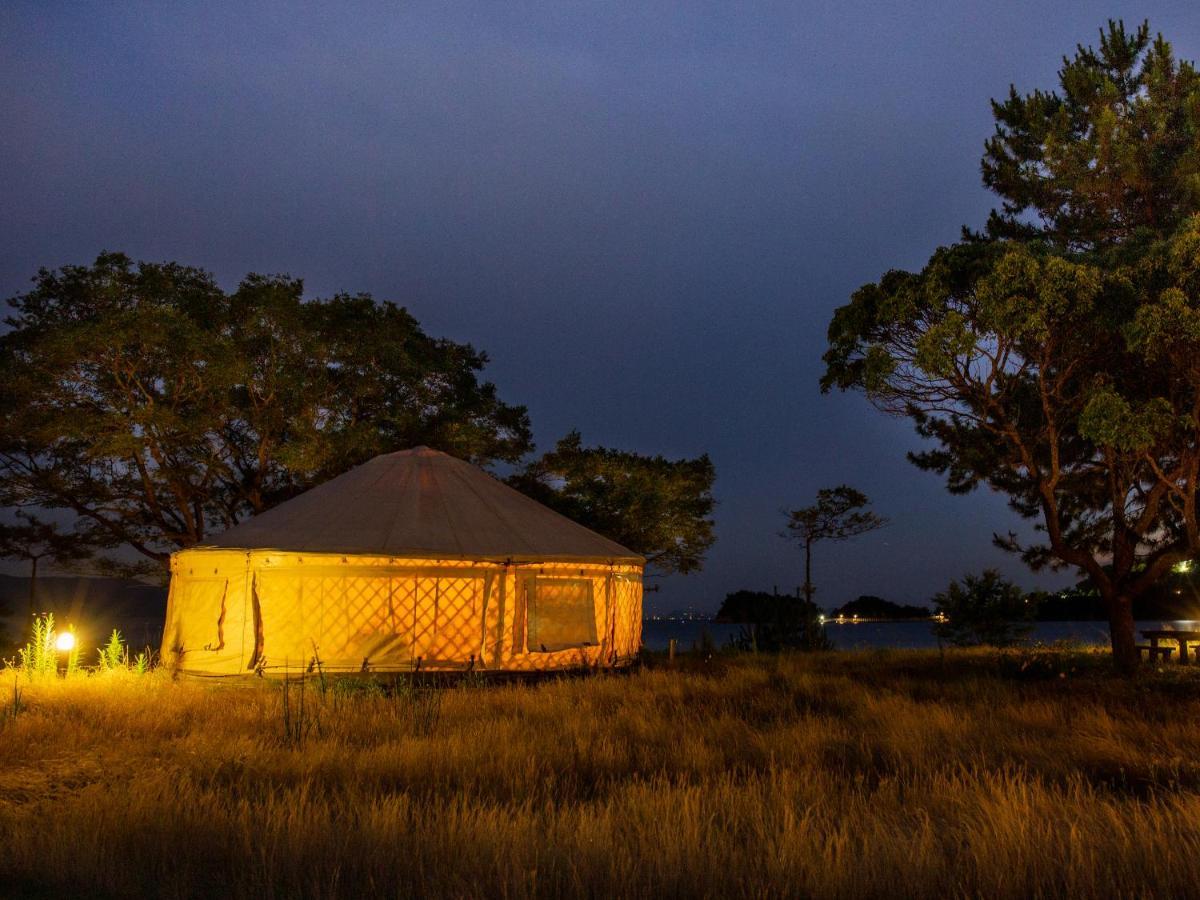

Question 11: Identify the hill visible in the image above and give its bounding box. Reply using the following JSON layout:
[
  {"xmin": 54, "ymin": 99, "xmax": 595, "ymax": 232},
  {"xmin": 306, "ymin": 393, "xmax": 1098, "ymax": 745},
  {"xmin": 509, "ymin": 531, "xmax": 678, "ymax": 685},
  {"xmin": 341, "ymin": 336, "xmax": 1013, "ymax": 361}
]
[{"xmin": 830, "ymin": 595, "xmax": 931, "ymax": 620}]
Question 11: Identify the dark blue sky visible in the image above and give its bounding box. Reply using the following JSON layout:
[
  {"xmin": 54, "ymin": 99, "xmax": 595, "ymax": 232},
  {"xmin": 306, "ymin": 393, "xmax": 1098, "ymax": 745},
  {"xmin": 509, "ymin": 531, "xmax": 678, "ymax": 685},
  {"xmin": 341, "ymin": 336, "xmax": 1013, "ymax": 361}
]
[{"xmin": 4, "ymin": 2, "xmax": 1199, "ymax": 612}]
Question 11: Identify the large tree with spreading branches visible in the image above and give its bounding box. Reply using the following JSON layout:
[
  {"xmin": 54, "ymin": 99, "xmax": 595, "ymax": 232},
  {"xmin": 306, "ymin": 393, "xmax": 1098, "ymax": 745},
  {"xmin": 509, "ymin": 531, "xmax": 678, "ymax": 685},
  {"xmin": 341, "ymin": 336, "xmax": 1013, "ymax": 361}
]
[
  {"xmin": 0, "ymin": 253, "xmax": 534, "ymax": 575},
  {"xmin": 822, "ymin": 21, "xmax": 1200, "ymax": 672}
]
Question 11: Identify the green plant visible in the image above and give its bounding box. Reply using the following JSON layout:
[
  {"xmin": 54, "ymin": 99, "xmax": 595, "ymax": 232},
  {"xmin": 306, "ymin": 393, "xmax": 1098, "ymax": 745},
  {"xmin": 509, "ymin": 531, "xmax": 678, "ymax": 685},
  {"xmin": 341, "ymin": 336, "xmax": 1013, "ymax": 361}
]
[
  {"xmin": 457, "ymin": 667, "xmax": 488, "ymax": 691},
  {"xmin": 330, "ymin": 676, "xmax": 384, "ymax": 699},
  {"xmin": 132, "ymin": 651, "xmax": 150, "ymax": 675},
  {"xmin": 97, "ymin": 629, "xmax": 126, "ymax": 672},
  {"xmin": 16, "ymin": 613, "xmax": 57, "ymax": 678}
]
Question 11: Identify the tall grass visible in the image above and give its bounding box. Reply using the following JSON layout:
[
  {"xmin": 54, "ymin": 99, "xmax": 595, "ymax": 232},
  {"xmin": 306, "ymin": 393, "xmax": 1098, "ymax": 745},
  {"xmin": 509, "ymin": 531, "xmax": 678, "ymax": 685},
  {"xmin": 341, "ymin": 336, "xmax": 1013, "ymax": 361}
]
[{"xmin": 2, "ymin": 650, "xmax": 1199, "ymax": 898}]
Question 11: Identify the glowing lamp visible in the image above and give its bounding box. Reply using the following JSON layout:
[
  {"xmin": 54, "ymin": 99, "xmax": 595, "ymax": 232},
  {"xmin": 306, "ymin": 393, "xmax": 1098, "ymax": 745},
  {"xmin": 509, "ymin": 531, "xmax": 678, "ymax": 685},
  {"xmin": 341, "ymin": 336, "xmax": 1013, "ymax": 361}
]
[{"xmin": 55, "ymin": 631, "xmax": 76, "ymax": 652}]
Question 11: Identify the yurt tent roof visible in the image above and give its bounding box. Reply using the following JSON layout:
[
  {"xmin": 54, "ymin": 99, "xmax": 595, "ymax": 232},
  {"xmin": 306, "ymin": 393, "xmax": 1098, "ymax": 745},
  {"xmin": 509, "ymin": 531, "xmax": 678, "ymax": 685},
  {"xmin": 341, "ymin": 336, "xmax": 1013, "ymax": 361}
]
[{"xmin": 199, "ymin": 447, "xmax": 642, "ymax": 563}]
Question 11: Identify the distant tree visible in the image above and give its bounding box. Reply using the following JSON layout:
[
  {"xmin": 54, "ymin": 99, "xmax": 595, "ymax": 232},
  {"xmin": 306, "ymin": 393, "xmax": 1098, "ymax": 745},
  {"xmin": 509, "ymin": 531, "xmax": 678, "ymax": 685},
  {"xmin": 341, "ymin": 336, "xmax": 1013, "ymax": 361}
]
[
  {"xmin": 0, "ymin": 253, "xmax": 533, "ymax": 574},
  {"xmin": 821, "ymin": 22, "xmax": 1200, "ymax": 673},
  {"xmin": 0, "ymin": 511, "xmax": 97, "ymax": 620},
  {"xmin": 783, "ymin": 486, "xmax": 887, "ymax": 604},
  {"xmin": 715, "ymin": 589, "xmax": 830, "ymax": 652},
  {"xmin": 932, "ymin": 570, "xmax": 1036, "ymax": 647},
  {"xmin": 508, "ymin": 431, "xmax": 716, "ymax": 574},
  {"xmin": 715, "ymin": 590, "xmax": 781, "ymax": 623}
]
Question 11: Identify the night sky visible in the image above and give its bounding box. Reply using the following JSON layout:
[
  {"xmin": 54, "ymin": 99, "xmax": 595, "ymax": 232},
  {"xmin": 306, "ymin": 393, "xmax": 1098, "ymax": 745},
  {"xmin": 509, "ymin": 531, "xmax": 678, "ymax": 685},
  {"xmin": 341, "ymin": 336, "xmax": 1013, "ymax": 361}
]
[{"xmin": 4, "ymin": 2, "xmax": 1200, "ymax": 613}]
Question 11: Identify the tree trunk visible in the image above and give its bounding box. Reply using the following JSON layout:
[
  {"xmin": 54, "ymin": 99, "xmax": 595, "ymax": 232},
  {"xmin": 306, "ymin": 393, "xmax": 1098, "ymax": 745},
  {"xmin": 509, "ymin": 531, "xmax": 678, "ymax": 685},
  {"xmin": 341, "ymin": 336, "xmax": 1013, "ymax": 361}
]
[
  {"xmin": 28, "ymin": 555, "xmax": 38, "ymax": 620},
  {"xmin": 1106, "ymin": 592, "xmax": 1139, "ymax": 676},
  {"xmin": 803, "ymin": 538, "xmax": 814, "ymax": 605}
]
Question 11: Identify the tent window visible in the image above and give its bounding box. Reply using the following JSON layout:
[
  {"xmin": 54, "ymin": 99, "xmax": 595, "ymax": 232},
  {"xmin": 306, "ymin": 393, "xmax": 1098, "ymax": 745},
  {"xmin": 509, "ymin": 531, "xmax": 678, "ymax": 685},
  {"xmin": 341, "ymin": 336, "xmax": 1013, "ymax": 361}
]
[{"xmin": 528, "ymin": 578, "xmax": 596, "ymax": 652}]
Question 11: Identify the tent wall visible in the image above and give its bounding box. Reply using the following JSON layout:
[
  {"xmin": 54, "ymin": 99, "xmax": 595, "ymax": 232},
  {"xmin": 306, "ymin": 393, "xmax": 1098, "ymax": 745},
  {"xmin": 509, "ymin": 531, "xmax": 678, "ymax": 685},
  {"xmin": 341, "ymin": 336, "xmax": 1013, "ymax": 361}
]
[
  {"xmin": 165, "ymin": 550, "xmax": 642, "ymax": 675},
  {"xmin": 162, "ymin": 550, "xmax": 254, "ymax": 675}
]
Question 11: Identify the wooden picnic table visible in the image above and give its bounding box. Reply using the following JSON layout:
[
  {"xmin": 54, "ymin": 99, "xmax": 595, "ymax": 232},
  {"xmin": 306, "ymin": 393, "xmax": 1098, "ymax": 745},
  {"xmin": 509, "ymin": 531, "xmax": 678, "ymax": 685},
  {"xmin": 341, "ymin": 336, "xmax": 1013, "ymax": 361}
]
[{"xmin": 1140, "ymin": 629, "xmax": 1200, "ymax": 664}]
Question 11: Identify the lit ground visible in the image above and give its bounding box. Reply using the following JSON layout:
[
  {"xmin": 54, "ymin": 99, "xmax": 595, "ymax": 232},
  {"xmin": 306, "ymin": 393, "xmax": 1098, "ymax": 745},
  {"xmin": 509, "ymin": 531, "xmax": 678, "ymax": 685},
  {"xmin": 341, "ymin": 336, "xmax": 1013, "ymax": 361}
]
[{"xmin": 2, "ymin": 649, "xmax": 1200, "ymax": 898}]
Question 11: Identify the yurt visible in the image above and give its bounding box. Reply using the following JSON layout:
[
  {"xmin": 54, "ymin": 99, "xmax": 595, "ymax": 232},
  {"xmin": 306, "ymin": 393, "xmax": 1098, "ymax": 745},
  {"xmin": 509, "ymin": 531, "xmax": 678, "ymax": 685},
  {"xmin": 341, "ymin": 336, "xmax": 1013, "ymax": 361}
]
[{"xmin": 162, "ymin": 447, "xmax": 644, "ymax": 675}]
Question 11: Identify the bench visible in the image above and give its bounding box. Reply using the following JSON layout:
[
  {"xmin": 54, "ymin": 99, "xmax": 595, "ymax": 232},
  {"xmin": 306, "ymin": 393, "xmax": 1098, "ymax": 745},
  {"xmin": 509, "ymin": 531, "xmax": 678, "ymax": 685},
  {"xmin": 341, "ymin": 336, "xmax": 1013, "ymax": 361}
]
[{"xmin": 1136, "ymin": 644, "xmax": 1175, "ymax": 662}]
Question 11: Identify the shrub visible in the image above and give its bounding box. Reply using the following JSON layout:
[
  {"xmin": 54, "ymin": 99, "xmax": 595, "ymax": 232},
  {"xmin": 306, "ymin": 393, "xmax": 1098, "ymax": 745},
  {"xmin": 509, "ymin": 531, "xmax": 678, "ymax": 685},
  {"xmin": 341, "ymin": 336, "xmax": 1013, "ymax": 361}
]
[
  {"xmin": 729, "ymin": 596, "xmax": 832, "ymax": 652},
  {"xmin": 933, "ymin": 570, "xmax": 1035, "ymax": 647}
]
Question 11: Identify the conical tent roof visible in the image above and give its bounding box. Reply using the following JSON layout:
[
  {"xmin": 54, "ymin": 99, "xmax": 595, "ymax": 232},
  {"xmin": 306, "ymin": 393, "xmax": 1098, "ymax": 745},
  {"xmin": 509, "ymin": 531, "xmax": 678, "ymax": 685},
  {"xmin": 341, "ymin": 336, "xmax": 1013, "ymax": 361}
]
[{"xmin": 200, "ymin": 447, "xmax": 642, "ymax": 563}]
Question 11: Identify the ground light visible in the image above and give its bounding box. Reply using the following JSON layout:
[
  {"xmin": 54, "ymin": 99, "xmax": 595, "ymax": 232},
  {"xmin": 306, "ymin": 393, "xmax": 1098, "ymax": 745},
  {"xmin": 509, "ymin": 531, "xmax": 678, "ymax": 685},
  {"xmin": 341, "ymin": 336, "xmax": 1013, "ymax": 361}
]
[{"xmin": 54, "ymin": 627, "xmax": 79, "ymax": 676}]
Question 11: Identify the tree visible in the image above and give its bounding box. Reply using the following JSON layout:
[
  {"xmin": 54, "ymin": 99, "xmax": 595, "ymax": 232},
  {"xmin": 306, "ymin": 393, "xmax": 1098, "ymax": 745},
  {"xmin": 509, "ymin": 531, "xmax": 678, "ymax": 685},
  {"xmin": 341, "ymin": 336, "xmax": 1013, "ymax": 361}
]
[
  {"xmin": 932, "ymin": 570, "xmax": 1036, "ymax": 648},
  {"xmin": 0, "ymin": 253, "xmax": 533, "ymax": 574},
  {"xmin": 783, "ymin": 486, "xmax": 887, "ymax": 604},
  {"xmin": 714, "ymin": 589, "xmax": 831, "ymax": 652},
  {"xmin": 0, "ymin": 512, "xmax": 97, "ymax": 619},
  {"xmin": 822, "ymin": 21, "xmax": 1200, "ymax": 673},
  {"xmin": 507, "ymin": 431, "xmax": 716, "ymax": 574}
]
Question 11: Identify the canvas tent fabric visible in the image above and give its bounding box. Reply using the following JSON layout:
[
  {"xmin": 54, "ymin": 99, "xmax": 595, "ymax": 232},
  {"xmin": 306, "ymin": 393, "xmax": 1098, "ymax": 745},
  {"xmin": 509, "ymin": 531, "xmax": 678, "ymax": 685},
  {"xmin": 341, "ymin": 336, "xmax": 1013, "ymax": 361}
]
[{"xmin": 162, "ymin": 447, "xmax": 644, "ymax": 675}]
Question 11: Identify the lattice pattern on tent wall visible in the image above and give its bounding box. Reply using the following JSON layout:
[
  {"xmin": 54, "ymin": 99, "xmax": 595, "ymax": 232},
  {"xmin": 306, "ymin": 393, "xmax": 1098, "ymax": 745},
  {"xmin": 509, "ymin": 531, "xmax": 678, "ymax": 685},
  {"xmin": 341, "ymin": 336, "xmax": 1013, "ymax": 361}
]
[
  {"xmin": 254, "ymin": 567, "xmax": 489, "ymax": 671},
  {"xmin": 611, "ymin": 574, "xmax": 643, "ymax": 661},
  {"xmin": 167, "ymin": 551, "xmax": 642, "ymax": 674}
]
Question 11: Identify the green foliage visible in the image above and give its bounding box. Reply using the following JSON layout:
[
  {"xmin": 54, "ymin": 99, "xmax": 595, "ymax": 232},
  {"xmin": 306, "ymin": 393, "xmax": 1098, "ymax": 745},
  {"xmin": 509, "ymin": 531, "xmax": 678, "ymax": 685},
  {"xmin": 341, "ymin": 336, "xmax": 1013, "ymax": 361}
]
[
  {"xmin": 784, "ymin": 486, "xmax": 888, "ymax": 546},
  {"xmin": 1077, "ymin": 388, "xmax": 1175, "ymax": 451},
  {"xmin": 0, "ymin": 254, "xmax": 534, "ymax": 574},
  {"xmin": 15, "ymin": 613, "xmax": 57, "ymax": 678},
  {"xmin": 330, "ymin": 676, "xmax": 385, "ymax": 698},
  {"xmin": 507, "ymin": 431, "xmax": 716, "ymax": 574},
  {"xmin": 980, "ymin": 20, "xmax": 1200, "ymax": 248},
  {"xmin": 821, "ymin": 21, "xmax": 1200, "ymax": 671},
  {"xmin": 933, "ymin": 570, "xmax": 1036, "ymax": 648},
  {"xmin": 97, "ymin": 630, "xmax": 126, "ymax": 672}
]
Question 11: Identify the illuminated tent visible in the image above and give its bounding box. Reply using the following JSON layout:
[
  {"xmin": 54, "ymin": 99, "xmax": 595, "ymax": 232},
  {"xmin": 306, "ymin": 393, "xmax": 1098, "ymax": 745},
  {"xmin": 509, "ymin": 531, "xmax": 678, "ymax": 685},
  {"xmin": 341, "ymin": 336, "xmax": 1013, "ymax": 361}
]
[{"xmin": 162, "ymin": 447, "xmax": 644, "ymax": 675}]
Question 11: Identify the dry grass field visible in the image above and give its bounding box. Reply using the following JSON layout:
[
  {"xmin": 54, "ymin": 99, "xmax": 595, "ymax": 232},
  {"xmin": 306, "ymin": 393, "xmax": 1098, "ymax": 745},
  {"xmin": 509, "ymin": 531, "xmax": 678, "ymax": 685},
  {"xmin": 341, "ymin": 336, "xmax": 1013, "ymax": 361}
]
[{"xmin": 3, "ymin": 649, "xmax": 1200, "ymax": 899}]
